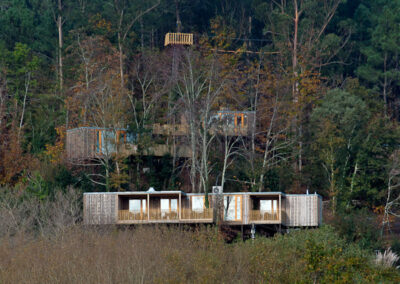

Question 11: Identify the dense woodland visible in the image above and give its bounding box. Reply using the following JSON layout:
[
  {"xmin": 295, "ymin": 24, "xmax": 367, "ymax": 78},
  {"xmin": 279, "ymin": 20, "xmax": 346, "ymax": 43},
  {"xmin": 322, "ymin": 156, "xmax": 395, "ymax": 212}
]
[{"xmin": 1, "ymin": 0, "xmax": 400, "ymax": 279}]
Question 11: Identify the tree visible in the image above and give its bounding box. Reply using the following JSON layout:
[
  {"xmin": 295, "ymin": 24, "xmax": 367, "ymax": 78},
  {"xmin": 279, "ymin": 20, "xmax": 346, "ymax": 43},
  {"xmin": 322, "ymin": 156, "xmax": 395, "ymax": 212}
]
[
  {"xmin": 66, "ymin": 35, "xmax": 130, "ymax": 190},
  {"xmin": 356, "ymin": 0, "xmax": 400, "ymax": 118}
]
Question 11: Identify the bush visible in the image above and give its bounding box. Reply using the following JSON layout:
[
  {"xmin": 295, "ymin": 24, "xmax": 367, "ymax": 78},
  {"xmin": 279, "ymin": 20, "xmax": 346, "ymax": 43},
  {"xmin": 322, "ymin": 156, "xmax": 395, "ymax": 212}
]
[{"xmin": 0, "ymin": 225, "xmax": 399, "ymax": 283}]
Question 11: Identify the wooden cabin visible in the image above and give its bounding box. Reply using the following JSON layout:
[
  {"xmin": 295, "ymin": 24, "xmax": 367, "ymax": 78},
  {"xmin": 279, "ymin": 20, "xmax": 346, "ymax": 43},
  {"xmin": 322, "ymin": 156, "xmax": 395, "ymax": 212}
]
[
  {"xmin": 210, "ymin": 110, "xmax": 256, "ymax": 136},
  {"xmin": 66, "ymin": 127, "xmax": 191, "ymax": 161},
  {"xmin": 164, "ymin": 33, "xmax": 193, "ymax": 46},
  {"xmin": 151, "ymin": 110, "xmax": 256, "ymax": 137},
  {"xmin": 83, "ymin": 190, "xmax": 322, "ymax": 228},
  {"xmin": 66, "ymin": 127, "xmax": 130, "ymax": 161}
]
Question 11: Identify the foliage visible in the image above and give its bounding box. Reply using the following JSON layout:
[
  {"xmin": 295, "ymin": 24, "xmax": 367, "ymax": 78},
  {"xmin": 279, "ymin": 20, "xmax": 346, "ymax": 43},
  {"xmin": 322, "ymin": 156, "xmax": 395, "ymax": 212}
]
[{"xmin": 0, "ymin": 224, "xmax": 399, "ymax": 283}]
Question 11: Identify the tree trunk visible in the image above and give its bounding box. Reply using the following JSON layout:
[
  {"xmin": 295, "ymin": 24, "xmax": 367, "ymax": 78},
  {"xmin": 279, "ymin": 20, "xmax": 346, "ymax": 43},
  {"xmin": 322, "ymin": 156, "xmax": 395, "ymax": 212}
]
[
  {"xmin": 18, "ymin": 72, "xmax": 31, "ymax": 139},
  {"xmin": 118, "ymin": 32, "xmax": 124, "ymax": 89},
  {"xmin": 383, "ymin": 52, "xmax": 388, "ymax": 117},
  {"xmin": 57, "ymin": 0, "xmax": 63, "ymax": 92}
]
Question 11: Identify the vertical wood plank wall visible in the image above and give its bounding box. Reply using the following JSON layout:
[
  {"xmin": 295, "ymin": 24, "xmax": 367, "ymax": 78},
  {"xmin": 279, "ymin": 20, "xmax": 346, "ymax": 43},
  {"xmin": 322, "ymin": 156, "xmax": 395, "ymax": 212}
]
[
  {"xmin": 283, "ymin": 195, "xmax": 321, "ymax": 227},
  {"xmin": 83, "ymin": 192, "xmax": 322, "ymax": 227},
  {"xmin": 84, "ymin": 193, "xmax": 117, "ymax": 224}
]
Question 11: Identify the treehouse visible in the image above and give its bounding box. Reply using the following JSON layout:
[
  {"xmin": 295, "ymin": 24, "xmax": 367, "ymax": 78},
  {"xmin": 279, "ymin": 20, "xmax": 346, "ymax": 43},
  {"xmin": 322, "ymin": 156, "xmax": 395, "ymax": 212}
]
[
  {"xmin": 66, "ymin": 110, "xmax": 255, "ymax": 161},
  {"xmin": 151, "ymin": 110, "xmax": 256, "ymax": 137},
  {"xmin": 83, "ymin": 189, "xmax": 322, "ymax": 229},
  {"xmin": 66, "ymin": 127, "xmax": 191, "ymax": 161},
  {"xmin": 209, "ymin": 110, "xmax": 256, "ymax": 136},
  {"xmin": 164, "ymin": 33, "xmax": 193, "ymax": 46},
  {"xmin": 66, "ymin": 127, "xmax": 132, "ymax": 161}
]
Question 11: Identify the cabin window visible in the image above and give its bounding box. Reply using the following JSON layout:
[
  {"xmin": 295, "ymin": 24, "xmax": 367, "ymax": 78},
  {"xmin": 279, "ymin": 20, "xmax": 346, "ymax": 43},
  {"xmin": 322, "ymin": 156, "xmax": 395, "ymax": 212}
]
[
  {"xmin": 192, "ymin": 196, "xmax": 204, "ymax": 212},
  {"xmin": 96, "ymin": 131, "xmax": 101, "ymax": 153},
  {"xmin": 161, "ymin": 199, "xmax": 169, "ymax": 212},
  {"xmin": 101, "ymin": 130, "xmax": 117, "ymax": 154},
  {"xmin": 129, "ymin": 200, "xmax": 141, "ymax": 213},
  {"xmin": 129, "ymin": 199, "xmax": 146, "ymax": 213},
  {"xmin": 236, "ymin": 115, "xmax": 242, "ymax": 127},
  {"xmin": 224, "ymin": 195, "xmax": 241, "ymax": 221},
  {"xmin": 170, "ymin": 199, "xmax": 178, "ymax": 212},
  {"xmin": 117, "ymin": 131, "xmax": 126, "ymax": 143},
  {"xmin": 260, "ymin": 200, "xmax": 278, "ymax": 214}
]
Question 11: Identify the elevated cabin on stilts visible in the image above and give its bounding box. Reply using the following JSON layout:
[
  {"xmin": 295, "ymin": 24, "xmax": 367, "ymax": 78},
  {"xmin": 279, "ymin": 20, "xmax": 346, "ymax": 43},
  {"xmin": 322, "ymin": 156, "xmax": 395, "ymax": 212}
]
[{"xmin": 83, "ymin": 189, "xmax": 323, "ymax": 233}]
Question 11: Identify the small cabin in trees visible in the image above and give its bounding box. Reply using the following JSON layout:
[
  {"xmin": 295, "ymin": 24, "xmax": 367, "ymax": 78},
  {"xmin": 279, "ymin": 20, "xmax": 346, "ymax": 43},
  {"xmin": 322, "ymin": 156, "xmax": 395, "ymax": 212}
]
[
  {"xmin": 66, "ymin": 110, "xmax": 256, "ymax": 161},
  {"xmin": 209, "ymin": 110, "xmax": 256, "ymax": 136},
  {"xmin": 66, "ymin": 126, "xmax": 191, "ymax": 161},
  {"xmin": 66, "ymin": 127, "xmax": 131, "ymax": 161},
  {"xmin": 83, "ymin": 189, "xmax": 322, "ymax": 229}
]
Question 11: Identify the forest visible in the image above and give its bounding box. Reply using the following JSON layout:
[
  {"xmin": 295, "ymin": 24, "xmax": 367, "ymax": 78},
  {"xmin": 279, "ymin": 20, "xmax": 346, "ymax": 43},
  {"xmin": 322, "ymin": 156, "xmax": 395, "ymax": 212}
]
[{"xmin": 1, "ymin": 0, "xmax": 400, "ymax": 281}]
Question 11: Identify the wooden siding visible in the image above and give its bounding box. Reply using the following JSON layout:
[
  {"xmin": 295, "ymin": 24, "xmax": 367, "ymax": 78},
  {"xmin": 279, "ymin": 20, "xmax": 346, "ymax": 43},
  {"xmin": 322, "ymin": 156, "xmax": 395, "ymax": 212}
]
[
  {"xmin": 84, "ymin": 193, "xmax": 117, "ymax": 225},
  {"xmin": 283, "ymin": 195, "xmax": 321, "ymax": 227},
  {"xmin": 83, "ymin": 192, "xmax": 322, "ymax": 227},
  {"xmin": 67, "ymin": 128, "xmax": 97, "ymax": 160}
]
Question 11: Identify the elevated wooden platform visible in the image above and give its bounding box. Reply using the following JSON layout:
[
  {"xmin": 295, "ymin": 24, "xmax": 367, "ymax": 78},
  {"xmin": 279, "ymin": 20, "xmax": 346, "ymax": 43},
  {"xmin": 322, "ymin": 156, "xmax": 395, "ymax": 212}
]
[{"xmin": 164, "ymin": 33, "xmax": 193, "ymax": 46}]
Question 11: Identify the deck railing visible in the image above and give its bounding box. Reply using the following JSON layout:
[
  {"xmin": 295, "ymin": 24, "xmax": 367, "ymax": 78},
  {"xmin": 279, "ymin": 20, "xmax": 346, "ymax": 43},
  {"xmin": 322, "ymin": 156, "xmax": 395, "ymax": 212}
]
[
  {"xmin": 118, "ymin": 208, "xmax": 213, "ymax": 222},
  {"xmin": 249, "ymin": 210, "xmax": 279, "ymax": 221},
  {"xmin": 181, "ymin": 208, "xmax": 213, "ymax": 220},
  {"xmin": 118, "ymin": 210, "xmax": 148, "ymax": 221},
  {"xmin": 164, "ymin": 33, "xmax": 193, "ymax": 46}
]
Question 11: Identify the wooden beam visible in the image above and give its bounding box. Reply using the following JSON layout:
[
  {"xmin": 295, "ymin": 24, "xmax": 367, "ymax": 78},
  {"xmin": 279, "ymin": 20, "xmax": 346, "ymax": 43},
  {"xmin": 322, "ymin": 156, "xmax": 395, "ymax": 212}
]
[
  {"xmin": 279, "ymin": 194, "xmax": 282, "ymax": 223},
  {"xmin": 179, "ymin": 193, "xmax": 182, "ymax": 220},
  {"xmin": 147, "ymin": 194, "xmax": 150, "ymax": 221}
]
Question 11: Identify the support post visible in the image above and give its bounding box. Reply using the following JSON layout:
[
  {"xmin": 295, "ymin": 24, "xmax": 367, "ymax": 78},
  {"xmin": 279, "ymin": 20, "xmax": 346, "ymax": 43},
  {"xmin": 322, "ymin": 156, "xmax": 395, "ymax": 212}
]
[
  {"xmin": 279, "ymin": 194, "xmax": 282, "ymax": 223},
  {"xmin": 179, "ymin": 192, "xmax": 182, "ymax": 220},
  {"xmin": 147, "ymin": 194, "xmax": 150, "ymax": 221}
]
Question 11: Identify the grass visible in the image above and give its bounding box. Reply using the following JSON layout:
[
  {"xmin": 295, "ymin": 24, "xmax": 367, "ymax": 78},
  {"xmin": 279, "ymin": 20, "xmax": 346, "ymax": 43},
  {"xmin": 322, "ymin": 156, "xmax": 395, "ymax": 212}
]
[{"xmin": 0, "ymin": 225, "xmax": 399, "ymax": 284}]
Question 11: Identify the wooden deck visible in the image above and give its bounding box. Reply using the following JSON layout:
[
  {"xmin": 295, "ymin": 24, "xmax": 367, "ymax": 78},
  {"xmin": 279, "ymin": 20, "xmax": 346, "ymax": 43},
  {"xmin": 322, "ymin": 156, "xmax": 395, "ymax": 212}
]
[
  {"xmin": 248, "ymin": 210, "xmax": 280, "ymax": 224},
  {"xmin": 118, "ymin": 208, "xmax": 213, "ymax": 224},
  {"xmin": 84, "ymin": 192, "xmax": 322, "ymax": 227}
]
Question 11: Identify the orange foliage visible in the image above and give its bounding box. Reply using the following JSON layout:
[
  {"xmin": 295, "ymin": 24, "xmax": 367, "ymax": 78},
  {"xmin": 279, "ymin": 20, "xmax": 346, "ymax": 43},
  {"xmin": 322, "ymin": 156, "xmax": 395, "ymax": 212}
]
[
  {"xmin": 0, "ymin": 122, "xmax": 38, "ymax": 185},
  {"xmin": 44, "ymin": 126, "xmax": 66, "ymax": 165}
]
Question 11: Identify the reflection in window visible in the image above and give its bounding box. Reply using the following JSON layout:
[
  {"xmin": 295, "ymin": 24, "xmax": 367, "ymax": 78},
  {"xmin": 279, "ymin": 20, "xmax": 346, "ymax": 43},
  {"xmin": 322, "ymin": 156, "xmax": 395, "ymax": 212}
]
[
  {"xmin": 260, "ymin": 200, "xmax": 277, "ymax": 213},
  {"xmin": 192, "ymin": 196, "xmax": 204, "ymax": 212},
  {"xmin": 224, "ymin": 196, "xmax": 241, "ymax": 221},
  {"xmin": 170, "ymin": 199, "xmax": 178, "ymax": 212},
  {"xmin": 160, "ymin": 199, "xmax": 169, "ymax": 212},
  {"xmin": 129, "ymin": 200, "xmax": 141, "ymax": 213}
]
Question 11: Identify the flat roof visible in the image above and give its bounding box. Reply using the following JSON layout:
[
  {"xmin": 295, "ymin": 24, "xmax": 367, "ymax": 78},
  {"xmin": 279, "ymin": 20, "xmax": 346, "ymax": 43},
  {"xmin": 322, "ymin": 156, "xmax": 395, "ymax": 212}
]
[
  {"xmin": 83, "ymin": 191, "xmax": 322, "ymax": 198},
  {"xmin": 67, "ymin": 127, "xmax": 128, "ymax": 132},
  {"xmin": 84, "ymin": 190, "xmax": 186, "ymax": 195}
]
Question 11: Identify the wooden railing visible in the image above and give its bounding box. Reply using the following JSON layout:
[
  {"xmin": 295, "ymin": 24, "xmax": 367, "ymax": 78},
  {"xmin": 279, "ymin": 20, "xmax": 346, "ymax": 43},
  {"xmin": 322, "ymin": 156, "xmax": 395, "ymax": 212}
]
[
  {"xmin": 118, "ymin": 208, "xmax": 213, "ymax": 222},
  {"xmin": 149, "ymin": 209, "xmax": 179, "ymax": 220},
  {"xmin": 181, "ymin": 208, "xmax": 213, "ymax": 220},
  {"xmin": 164, "ymin": 33, "xmax": 193, "ymax": 46},
  {"xmin": 118, "ymin": 210, "xmax": 148, "ymax": 221},
  {"xmin": 152, "ymin": 123, "xmax": 189, "ymax": 135},
  {"xmin": 249, "ymin": 210, "xmax": 279, "ymax": 221}
]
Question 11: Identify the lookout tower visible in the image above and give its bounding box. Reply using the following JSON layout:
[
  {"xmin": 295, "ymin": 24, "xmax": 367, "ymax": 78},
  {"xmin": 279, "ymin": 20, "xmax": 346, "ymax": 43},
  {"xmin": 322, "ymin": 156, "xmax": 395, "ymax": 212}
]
[{"xmin": 164, "ymin": 33, "xmax": 193, "ymax": 46}]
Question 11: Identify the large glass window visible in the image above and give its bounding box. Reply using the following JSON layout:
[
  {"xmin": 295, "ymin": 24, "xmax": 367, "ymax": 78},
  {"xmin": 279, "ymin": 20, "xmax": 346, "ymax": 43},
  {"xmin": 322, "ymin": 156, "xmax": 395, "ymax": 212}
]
[
  {"xmin": 160, "ymin": 199, "xmax": 170, "ymax": 212},
  {"xmin": 170, "ymin": 199, "xmax": 178, "ymax": 212},
  {"xmin": 101, "ymin": 130, "xmax": 116, "ymax": 154},
  {"xmin": 260, "ymin": 199, "xmax": 278, "ymax": 213},
  {"xmin": 129, "ymin": 200, "xmax": 141, "ymax": 213},
  {"xmin": 192, "ymin": 196, "xmax": 204, "ymax": 212},
  {"xmin": 224, "ymin": 196, "xmax": 241, "ymax": 221}
]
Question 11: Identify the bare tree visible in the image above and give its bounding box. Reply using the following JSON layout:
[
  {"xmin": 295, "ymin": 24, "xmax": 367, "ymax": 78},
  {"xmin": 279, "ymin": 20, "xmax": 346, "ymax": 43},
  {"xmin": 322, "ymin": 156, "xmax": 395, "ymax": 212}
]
[
  {"xmin": 382, "ymin": 151, "xmax": 400, "ymax": 236},
  {"xmin": 176, "ymin": 51, "xmax": 225, "ymax": 193},
  {"xmin": 113, "ymin": 0, "xmax": 160, "ymax": 88}
]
